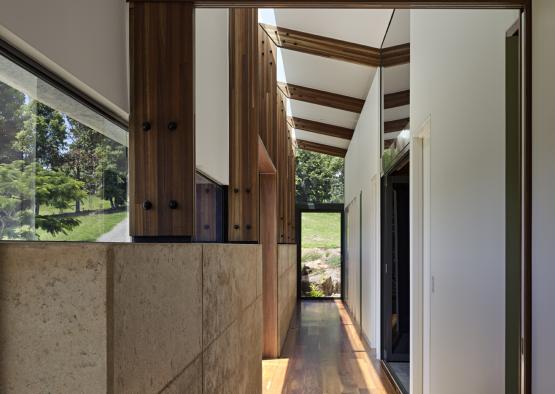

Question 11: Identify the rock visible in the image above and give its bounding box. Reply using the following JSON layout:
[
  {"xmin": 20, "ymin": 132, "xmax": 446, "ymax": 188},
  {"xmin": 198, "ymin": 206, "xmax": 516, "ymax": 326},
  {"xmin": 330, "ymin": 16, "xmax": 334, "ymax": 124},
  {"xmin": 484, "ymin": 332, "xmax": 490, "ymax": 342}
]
[{"xmin": 321, "ymin": 276, "xmax": 334, "ymax": 296}]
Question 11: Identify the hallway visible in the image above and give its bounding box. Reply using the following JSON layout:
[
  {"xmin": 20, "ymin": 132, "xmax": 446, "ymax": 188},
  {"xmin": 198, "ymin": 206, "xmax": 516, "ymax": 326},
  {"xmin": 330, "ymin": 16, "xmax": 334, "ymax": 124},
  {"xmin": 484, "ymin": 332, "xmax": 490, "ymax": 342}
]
[{"xmin": 263, "ymin": 300, "xmax": 397, "ymax": 393}]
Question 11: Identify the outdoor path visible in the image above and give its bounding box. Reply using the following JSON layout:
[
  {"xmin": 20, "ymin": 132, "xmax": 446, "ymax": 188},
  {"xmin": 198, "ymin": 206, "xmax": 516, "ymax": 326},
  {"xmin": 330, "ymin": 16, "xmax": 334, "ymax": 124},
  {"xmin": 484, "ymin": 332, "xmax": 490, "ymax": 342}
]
[
  {"xmin": 262, "ymin": 300, "xmax": 397, "ymax": 394},
  {"xmin": 97, "ymin": 217, "xmax": 131, "ymax": 242}
]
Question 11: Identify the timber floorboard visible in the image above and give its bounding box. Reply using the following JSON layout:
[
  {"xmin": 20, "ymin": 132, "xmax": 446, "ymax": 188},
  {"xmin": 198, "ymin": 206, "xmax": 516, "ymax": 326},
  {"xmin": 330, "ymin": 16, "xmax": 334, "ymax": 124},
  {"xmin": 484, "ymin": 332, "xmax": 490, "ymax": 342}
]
[{"xmin": 262, "ymin": 300, "xmax": 397, "ymax": 394}]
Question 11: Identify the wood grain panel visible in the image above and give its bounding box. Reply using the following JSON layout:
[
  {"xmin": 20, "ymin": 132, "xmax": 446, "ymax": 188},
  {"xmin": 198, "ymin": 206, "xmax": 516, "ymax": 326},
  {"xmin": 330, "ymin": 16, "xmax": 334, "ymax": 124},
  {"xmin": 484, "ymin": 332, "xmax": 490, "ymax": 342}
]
[
  {"xmin": 384, "ymin": 90, "xmax": 410, "ymax": 109},
  {"xmin": 260, "ymin": 23, "xmax": 381, "ymax": 67},
  {"xmin": 259, "ymin": 138, "xmax": 278, "ymax": 357},
  {"xmin": 279, "ymin": 82, "xmax": 364, "ymax": 113},
  {"xmin": 129, "ymin": 0, "xmax": 528, "ymax": 9},
  {"xmin": 129, "ymin": 2, "xmax": 194, "ymax": 237},
  {"xmin": 381, "ymin": 43, "xmax": 410, "ymax": 67},
  {"xmin": 258, "ymin": 26, "xmax": 278, "ymax": 163},
  {"xmin": 297, "ymin": 139, "xmax": 347, "ymax": 158},
  {"xmin": 276, "ymin": 92, "xmax": 289, "ymax": 243},
  {"xmin": 290, "ymin": 117, "xmax": 354, "ymax": 140},
  {"xmin": 384, "ymin": 117, "xmax": 410, "ymax": 133},
  {"xmin": 229, "ymin": 8, "xmax": 259, "ymax": 242}
]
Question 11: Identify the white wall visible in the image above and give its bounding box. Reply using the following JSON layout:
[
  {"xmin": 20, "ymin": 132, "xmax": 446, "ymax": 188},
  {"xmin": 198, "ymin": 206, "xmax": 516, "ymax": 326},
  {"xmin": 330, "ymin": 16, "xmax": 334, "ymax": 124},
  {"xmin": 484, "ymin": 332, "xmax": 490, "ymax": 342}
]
[
  {"xmin": 344, "ymin": 69, "xmax": 382, "ymax": 347},
  {"xmin": 532, "ymin": 1, "xmax": 555, "ymax": 392},
  {"xmin": 0, "ymin": 0, "xmax": 128, "ymax": 118},
  {"xmin": 411, "ymin": 10, "xmax": 517, "ymax": 394},
  {"xmin": 195, "ymin": 9, "xmax": 229, "ymax": 185}
]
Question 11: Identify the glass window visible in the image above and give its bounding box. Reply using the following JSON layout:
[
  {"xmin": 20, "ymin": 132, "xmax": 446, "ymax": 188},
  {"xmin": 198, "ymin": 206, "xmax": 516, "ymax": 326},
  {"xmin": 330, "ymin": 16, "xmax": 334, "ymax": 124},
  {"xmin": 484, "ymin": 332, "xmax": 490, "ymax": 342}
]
[{"xmin": 0, "ymin": 52, "xmax": 128, "ymax": 242}]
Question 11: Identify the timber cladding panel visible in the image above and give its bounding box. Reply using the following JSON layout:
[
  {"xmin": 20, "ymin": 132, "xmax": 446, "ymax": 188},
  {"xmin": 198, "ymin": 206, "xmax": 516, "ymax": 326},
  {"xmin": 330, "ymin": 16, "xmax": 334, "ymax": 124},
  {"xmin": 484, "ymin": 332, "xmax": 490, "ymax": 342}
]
[
  {"xmin": 229, "ymin": 8, "xmax": 260, "ymax": 242},
  {"xmin": 230, "ymin": 20, "xmax": 297, "ymax": 244},
  {"xmin": 129, "ymin": 2, "xmax": 195, "ymax": 237}
]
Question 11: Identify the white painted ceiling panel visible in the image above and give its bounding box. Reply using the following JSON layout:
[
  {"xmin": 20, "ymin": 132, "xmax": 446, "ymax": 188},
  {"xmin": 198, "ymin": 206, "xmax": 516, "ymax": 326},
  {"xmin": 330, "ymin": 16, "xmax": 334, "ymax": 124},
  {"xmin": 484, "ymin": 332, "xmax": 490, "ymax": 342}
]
[
  {"xmin": 295, "ymin": 129, "xmax": 351, "ymax": 149},
  {"xmin": 263, "ymin": 9, "xmax": 393, "ymax": 48},
  {"xmin": 289, "ymin": 99, "xmax": 359, "ymax": 129},
  {"xmin": 382, "ymin": 63, "xmax": 410, "ymax": 94},
  {"xmin": 382, "ymin": 9, "xmax": 410, "ymax": 48},
  {"xmin": 279, "ymin": 49, "xmax": 376, "ymax": 99},
  {"xmin": 384, "ymin": 104, "xmax": 410, "ymax": 122}
]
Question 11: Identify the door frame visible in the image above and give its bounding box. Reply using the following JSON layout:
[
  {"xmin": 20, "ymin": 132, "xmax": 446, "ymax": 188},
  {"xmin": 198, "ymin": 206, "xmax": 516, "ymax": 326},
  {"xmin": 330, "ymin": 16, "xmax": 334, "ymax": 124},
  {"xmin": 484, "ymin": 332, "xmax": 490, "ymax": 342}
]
[
  {"xmin": 296, "ymin": 202, "xmax": 345, "ymax": 300},
  {"xmin": 411, "ymin": 116, "xmax": 432, "ymax": 394}
]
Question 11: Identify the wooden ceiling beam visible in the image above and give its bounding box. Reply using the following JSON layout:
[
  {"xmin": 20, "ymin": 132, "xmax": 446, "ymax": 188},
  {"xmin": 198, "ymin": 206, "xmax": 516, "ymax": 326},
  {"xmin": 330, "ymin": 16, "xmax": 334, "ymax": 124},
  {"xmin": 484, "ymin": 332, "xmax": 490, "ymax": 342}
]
[
  {"xmin": 381, "ymin": 43, "xmax": 411, "ymax": 67},
  {"xmin": 290, "ymin": 117, "xmax": 354, "ymax": 140},
  {"xmin": 279, "ymin": 82, "xmax": 364, "ymax": 113},
  {"xmin": 260, "ymin": 23, "xmax": 381, "ymax": 67},
  {"xmin": 296, "ymin": 139, "xmax": 347, "ymax": 158},
  {"xmin": 384, "ymin": 117, "xmax": 410, "ymax": 133},
  {"xmin": 384, "ymin": 90, "xmax": 410, "ymax": 109}
]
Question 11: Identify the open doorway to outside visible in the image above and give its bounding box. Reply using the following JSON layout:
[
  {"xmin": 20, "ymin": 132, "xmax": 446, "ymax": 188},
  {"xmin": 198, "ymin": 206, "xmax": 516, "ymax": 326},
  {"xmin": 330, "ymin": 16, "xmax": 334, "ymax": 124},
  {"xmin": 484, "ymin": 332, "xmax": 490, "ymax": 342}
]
[{"xmin": 297, "ymin": 204, "xmax": 344, "ymax": 299}]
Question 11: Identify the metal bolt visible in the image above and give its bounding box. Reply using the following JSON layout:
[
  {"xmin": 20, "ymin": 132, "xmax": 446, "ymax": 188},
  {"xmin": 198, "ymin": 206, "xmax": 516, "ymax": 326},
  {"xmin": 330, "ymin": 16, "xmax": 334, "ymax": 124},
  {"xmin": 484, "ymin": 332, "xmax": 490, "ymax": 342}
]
[
  {"xmin": 234, "ymin": 224, "xmax": 240, "ymax": 230},
  {"xmin": 169, "ymin": 200, "xmax": 178, "ymax": 209},
  {"xmin": 143, "ymin": 200, "xmax": 153, "ymax": 210},
  {"xmin": 168, "ymin": 121, "xmax": 177, "ymax": 131},
  {"xmin": 142, "ymin": 122, "xmax": 151, "ymax": 132}
]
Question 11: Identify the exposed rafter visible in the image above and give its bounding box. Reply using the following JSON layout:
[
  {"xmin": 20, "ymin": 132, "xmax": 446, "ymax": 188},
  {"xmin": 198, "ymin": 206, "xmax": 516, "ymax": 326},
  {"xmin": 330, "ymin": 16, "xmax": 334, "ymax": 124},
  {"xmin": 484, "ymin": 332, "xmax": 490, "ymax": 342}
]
[
  {"xmin": 381, "ymin": 43, "xmax": 411, "ymax": 67},
  {"xmin": 260, "ymin": 23, "xmax": 381, "ymax": 67},
  {"xmin": 384, "ymin": 117, "xmax": 410, "ymax": 133},
  {"xmin": 290, "ymin": 117, "xmax": 354, "ymax": 140},
  {"xmin": 384, "ymin": 90, "xmax": 410, "ymax": 109},
  {"xmin": 279, "ymin": 82, "xmax": 365, "ymax": 113},
  {"xmin": 296, "ymin": 139, "xmax": 347, "ymax": 158}
]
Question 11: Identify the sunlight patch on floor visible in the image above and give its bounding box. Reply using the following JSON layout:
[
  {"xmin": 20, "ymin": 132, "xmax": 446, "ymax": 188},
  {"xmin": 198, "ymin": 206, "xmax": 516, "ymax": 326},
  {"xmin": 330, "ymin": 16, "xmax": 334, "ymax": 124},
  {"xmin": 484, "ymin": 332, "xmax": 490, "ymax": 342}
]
[{"xmin": 262, "ymin": 358, "xmax": 290, "ymax": 394}]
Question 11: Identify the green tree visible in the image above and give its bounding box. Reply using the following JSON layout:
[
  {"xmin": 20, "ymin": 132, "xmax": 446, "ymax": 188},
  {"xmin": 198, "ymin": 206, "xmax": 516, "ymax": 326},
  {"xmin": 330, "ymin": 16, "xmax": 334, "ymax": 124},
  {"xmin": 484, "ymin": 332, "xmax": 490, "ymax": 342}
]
[
  {"xmin": 0, "ymin": 161, "xmax": 85, "ymax": 239},
  {"xmin": 13, "ymin": 100, "xmax": 68, "ymax": 168},
  {"xmin": 96, "ymin": 141, "xmax": 127, "ymax": 208},
  {"xmin": 0, "ymin": 82, "xmax": 25, "ymax": 163},
  {"xmin": 65, "ymin": 119, "xmax": 103, "ymax": 211},
  {"xmin": 296, "ymin": 150, "xmax": 344, "ymax": 204}
]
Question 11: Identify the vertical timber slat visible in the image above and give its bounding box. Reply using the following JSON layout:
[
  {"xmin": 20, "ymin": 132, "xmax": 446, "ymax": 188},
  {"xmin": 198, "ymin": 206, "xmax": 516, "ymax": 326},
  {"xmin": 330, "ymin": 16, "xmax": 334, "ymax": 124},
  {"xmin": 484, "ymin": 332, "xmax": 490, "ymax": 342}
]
[
  {"xmin": 229, "ymin": 8, "xmax": 259, "ymax": 242},
  {"xmin": 129, "ymin": 2, "xmax": 195, "ymax": 237}
]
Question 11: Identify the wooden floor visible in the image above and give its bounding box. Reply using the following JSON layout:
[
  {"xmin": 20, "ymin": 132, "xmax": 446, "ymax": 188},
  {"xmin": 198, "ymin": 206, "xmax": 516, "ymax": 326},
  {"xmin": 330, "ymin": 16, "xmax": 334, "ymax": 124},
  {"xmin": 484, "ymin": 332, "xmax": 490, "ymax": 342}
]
[{"xmin": 263, "ymin": 300, "xmax": 398, "ymax": 394}]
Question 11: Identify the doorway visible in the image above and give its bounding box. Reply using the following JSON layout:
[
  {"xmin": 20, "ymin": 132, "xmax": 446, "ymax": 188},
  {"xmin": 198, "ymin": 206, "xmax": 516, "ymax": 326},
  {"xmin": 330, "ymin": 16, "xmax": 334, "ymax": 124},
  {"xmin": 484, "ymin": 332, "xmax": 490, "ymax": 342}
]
[
  {"xmin": 297, "ymin": 204, "xmax": 344, "ymax": 299},
  {"xmin": 381, "ymin": 155, "xmax": 411, "ymax": 393}
]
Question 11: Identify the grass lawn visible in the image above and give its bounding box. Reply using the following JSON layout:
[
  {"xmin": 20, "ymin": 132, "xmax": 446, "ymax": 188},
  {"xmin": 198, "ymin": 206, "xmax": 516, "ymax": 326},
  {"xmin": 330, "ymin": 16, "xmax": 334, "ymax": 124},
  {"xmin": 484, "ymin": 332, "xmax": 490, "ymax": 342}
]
[
  {"xmin": 36, "ymin": 211, "xmax": 127, "ymax": 242},
  {"xmin": 301, "ymin": 212, "xmax": 341, "ymax": 248},
  {"xmin": 40, "ymin": 195, "xmax": 113, "ymax": 216}
]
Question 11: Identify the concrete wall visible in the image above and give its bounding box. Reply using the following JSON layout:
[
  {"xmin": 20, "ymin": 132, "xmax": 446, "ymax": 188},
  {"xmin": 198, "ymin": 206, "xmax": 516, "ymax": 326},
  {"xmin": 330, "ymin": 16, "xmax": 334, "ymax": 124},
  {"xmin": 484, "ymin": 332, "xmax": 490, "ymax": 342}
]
[
  {"xmin": 411, "ymin": 10, "xmax": 517, "ymax": 394},
  {"xmin": 532, "ymin": 1, "xmax": 555, "ymax": 392},
  {"xmin": 0, "ymin": 242, "xmax": 262, "ymax": 394},
  {"xmin": 344, "ymin": 69, "xmax": 381, "ymax": 348},
  {"xmin": 0, "ymin": 0, "xmax": 128, "ymax": 118},
  {"xmin": 277, "ymin": 244, "xmax": 297, "ymax": 353}
]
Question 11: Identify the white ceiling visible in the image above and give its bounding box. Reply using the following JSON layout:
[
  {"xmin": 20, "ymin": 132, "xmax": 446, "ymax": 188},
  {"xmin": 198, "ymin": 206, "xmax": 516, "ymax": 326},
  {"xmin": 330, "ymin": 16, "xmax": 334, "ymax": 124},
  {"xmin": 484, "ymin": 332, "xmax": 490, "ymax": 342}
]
[
  {"xmin": 382, "ymin": 9, "xmax": 411, "ymax": 48},
  {"xmin": 260, "ymin": 9, "xmax": 394, "ymax": 151},
  {"xmin": 289, "ymin": 100, "xmax": 360, "ymax": 129},
  {"xmin": 278, "ymin": 49, "xmax": 376, "ymax": 99},
  {"xmin": 382, "ymin": 63, "xmax": 410, "ymax": 95},
  {"xmin": 295, "ymin": 130, "xmax": 351, "ymax": 149},
  {"xmin": 260, "ymin": 9, "xmax": 393, "ymax": 48},
  {"xmin": 384, "ymin": 104, "xmax": 410, "ymax": 122}
]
